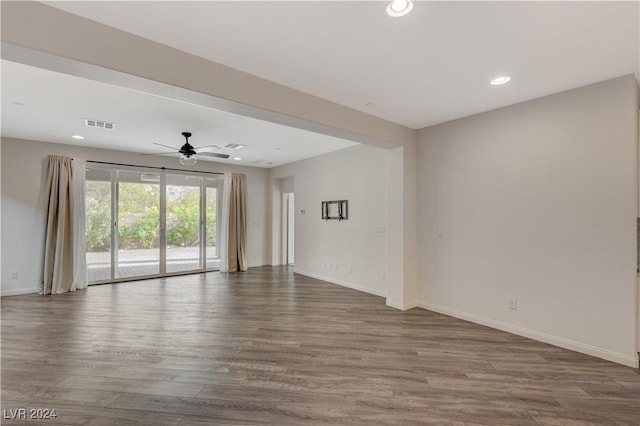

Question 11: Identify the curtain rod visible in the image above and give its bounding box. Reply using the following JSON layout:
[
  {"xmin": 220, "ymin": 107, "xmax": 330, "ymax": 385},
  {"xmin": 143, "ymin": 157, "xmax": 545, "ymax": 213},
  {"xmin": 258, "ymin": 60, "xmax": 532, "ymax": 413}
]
[{"xmin": 86, "ymin": 160, "xmax": 224, "ymax": 176}]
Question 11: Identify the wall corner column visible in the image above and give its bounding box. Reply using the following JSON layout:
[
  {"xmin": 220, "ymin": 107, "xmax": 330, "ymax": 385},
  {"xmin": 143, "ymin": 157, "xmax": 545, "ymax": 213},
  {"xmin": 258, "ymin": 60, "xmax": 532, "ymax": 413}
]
[{"xmin": 386, "ymin": 143, "xmax": 419, "ymax": 310}]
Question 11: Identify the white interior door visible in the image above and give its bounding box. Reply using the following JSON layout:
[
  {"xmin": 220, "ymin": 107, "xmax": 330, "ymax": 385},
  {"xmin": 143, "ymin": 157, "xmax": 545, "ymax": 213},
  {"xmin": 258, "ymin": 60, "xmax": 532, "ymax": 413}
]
[{"xmin": 286, "ymin": 193, "xmax": 295, "ymax": 265}]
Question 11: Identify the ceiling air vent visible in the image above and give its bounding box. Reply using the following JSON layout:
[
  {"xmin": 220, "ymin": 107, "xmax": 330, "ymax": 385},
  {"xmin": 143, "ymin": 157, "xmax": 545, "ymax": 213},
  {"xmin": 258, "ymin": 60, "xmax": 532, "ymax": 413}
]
[
  {"xmin": 224, "ymin": 143, "xmax": 246, "ymax": 150},
  {"xmin": 85, "ymin": 118, "xmax": 115, "ymax": 130}
]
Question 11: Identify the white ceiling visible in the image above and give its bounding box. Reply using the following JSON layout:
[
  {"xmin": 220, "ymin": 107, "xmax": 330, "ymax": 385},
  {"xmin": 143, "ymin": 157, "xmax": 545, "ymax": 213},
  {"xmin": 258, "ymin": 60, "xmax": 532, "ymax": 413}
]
[
  {"xmin": 3, "ymin": 1, "xmax": 638, "ymax": 165},
  {"xmin": 44, "ymin": 1, "xmax": 639, "ymax": 129},
  {"xmin": 1, "ymin": 60, "xmax": 358, "ymax": 167}
]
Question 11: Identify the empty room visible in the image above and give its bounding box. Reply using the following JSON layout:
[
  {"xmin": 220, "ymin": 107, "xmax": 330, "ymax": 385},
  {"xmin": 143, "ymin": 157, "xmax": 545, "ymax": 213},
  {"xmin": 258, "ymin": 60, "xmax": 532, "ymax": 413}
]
[{"xmin": 1, "ymin": 1, "xmax": 639, "ymax": 425}]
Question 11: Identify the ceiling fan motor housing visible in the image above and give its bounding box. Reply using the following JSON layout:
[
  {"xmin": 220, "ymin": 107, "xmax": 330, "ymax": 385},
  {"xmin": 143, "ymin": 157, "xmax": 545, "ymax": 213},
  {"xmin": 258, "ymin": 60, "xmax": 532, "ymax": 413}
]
[{"xmin": 180, "ymin": 132, "xmax": 196, "ymax": 156}]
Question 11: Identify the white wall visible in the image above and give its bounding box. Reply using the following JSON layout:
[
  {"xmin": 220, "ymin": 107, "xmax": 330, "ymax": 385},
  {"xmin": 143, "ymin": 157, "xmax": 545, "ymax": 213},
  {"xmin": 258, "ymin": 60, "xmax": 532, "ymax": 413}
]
[
  {"xmin": 271, "ymin": 144, "xmax": 388, "ymax": 298},
  {"xmin": 417, "ymin": 75, "xmax": 638, "ymax": 367},
  {"xmin": 0, "ymin": 137, "xmax": 2, "ymax": 294},
  {"xmin": 1, "ymin": 137, "xmax": 271, "ymax": 296},
  {"xmin": 385, "ymin": 145, "xmax": 419, "ymax": 309}
]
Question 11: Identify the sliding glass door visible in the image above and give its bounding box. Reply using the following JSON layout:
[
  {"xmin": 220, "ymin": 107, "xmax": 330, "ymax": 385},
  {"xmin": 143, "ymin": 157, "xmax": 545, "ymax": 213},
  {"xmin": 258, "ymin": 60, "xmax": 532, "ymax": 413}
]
[
  {"xmin": 85, "ymin": 168, "xmax": 112, "ymax": 283},
  {"xmin": 116, "ymin": 170, "xmax": 161, "ymax": 279},
  {"xmin": 85, "ymin": 165, "xmax": 221, "ymax": 284},
  {"xmin": 166, "ymin": 174, "xmax": 202, "ymax": 274}
]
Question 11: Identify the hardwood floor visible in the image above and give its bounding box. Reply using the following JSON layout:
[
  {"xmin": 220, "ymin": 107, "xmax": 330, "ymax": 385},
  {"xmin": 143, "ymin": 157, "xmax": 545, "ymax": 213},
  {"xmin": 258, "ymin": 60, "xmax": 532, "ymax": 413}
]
[{"xmin": 1, "ymin": 266, "xmax": 638, "ymax": 425}]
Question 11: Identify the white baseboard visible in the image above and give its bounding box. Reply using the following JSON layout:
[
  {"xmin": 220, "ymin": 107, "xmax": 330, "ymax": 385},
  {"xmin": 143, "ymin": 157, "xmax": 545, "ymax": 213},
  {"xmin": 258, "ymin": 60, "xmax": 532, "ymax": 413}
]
[
  {"xmin": 293, "ymin": 268, "xmax": 386, "ymax": 298},
  {"xmin": 386, "ymin": 299, "xmax": 420, "ymax": 311},
  {"xmin": 418, "ymin": 301, "xmax": 639, "ymax": 368},
  {"xmin": 1, "ymin": 286, "xmax": 37, "ymax": 297}
]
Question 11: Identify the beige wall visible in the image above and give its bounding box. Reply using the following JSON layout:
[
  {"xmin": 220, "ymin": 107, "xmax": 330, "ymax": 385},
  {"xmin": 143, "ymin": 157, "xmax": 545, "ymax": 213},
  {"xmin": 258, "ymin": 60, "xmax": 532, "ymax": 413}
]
[
  {"xmin": 271, "ymin": 144, "xmax": 389, "ymax": 298},
  {"xmin": 0, "ymin": 137, "xmax": 271, "ymax": 296},
  {"xmin": 417, "ymin": 75, "xmax": 639, "ymax": 367}
]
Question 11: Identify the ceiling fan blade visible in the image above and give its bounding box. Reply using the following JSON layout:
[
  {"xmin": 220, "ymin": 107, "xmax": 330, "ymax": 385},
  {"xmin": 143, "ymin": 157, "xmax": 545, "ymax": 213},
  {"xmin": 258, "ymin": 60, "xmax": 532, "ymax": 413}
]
[
  {"xmin": 198, "ymin": 152, "xmax": 231, "ymax": 159},
  {"xmin": 141, "ymin": 152, "xmax": 178, "ymax": 156},
  {"xmin": 153, "ymin": 142, "xmax": 179, "ymax": 150},
  {"xmin": 195, "ymin": 144, "xmax": 221, "ymax": 150}
]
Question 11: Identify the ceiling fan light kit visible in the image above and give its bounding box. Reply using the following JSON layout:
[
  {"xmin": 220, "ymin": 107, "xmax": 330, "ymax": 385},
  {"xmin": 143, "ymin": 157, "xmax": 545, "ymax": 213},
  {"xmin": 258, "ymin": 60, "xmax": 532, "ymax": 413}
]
[{"xmin": 179, "ymin": 153, "xmax": 197, "ymax": 166}]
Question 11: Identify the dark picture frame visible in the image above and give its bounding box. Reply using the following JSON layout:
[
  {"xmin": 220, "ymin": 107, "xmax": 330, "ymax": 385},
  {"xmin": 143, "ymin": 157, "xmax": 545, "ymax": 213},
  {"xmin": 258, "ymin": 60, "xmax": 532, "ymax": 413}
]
[{"xmin": 322, "ymin": 200, "xmax": 348, "ymax": 221}]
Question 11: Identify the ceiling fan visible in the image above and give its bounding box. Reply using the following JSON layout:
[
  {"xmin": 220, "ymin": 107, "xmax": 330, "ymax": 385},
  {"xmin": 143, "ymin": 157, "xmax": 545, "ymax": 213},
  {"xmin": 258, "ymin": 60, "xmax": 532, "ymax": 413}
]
[{"xmin": 144, "ymin": 131, "xmax": 230, "ymax": 165}]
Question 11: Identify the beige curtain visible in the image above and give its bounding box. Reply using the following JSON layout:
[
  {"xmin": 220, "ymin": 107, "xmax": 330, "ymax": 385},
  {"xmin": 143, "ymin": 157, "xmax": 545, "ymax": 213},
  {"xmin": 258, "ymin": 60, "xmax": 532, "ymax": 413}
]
[
  {"xmin": 228, "ymin": 173, "xmax": 247, "ymax": 272},
  {"xmin": 41, "ymin": 155, "xmax": 87, "ymax": 295}
]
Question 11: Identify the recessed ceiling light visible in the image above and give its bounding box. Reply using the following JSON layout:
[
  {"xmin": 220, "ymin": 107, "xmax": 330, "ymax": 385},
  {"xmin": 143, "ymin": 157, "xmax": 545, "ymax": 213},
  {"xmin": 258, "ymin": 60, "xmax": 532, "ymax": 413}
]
[
  {"xmin": 72, "ymin": 135, "xmax": 85, "ymax": 140},
  {"xmin": 386, "ymin": 0, "xmax": 413, "ymax": 17},
  {"xmin": 233, "ymin": 157, "xmax": 242, "ymax": 161},
  {"xmin": 490, "ymin": 76, "xmax": 511, "ymax": 86}
]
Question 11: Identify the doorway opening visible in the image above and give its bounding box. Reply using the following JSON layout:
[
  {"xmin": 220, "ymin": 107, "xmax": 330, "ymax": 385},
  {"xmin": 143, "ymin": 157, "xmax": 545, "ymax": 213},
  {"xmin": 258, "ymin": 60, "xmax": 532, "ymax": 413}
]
[{"xmin": 284, "ymin": 192, "xmax": 295, "ymax": 265}]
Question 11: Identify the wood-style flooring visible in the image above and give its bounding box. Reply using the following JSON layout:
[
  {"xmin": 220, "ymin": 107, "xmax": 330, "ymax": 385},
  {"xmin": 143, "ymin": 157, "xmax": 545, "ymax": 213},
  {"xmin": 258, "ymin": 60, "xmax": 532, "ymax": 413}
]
[{"xmin": 1, "ymin": 266, "xmax": 639, "ymax": 425}]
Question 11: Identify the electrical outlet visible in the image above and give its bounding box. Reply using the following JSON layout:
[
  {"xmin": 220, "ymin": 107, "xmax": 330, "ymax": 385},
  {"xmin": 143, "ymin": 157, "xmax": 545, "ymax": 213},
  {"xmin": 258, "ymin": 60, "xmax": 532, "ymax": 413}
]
[
  {"xmin": 381, "ymin": 273, "xmax": 387, "ymax": 281},
  {"xmin": 349, "ymin": 266, "xmax": 353, "ymax": 274},
  {"xmin": 509, "ymin": 298, "xmax": 518, "ymax": 310},
  {"xmin": 10, "ymin": 271, "xmax": 19, "ymax": 279}
]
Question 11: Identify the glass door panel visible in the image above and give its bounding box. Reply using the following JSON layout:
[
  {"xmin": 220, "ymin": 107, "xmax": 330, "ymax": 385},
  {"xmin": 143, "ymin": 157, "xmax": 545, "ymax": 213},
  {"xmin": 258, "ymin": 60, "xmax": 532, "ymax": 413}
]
[
  {"xmin": 86, "ymin": 167, "xmax": 112, "ymax": 282},
  {"xmin": 166, "ymin": 174, "xmax": 203, "ymax": 273},
  {"xmin": 116, "ymin": 171, "xmax": 160, "ymax": 278},
  {"xmin": 206, "ymin": 178, "xmax": 221, "ymax": 270}
]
